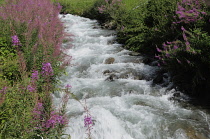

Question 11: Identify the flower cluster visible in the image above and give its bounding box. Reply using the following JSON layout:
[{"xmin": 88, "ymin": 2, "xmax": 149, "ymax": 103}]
[
  {"xmin": 156, "ymin": 26, "xmax": 195, "ymax": 65},
  {"xmin": 174, "ymin": 0, "xmax": 206, "ymax": 24},
  {"xmin": 32, "ymin": 102, "xmax": 68, "ymax": 130},
  {"xmin": 11, "ymin": 35, "xmax": 21, "ymax": 46},
  {"xmin": 84, "ymin": 115, "xmax": 93, "ymax": 127},
  {"xmin": 41, "ymin": 63, "xmax": 53, "ymax": 77},
  {"xmin": 83, "ymin": 100, "xmax": 94, "ymax": 139},
  {"xmin": 32, "ymin": 102, "xmax": 44, "ymax": 129},
  {"xmin": 31, "ymin": 70, "xmax": 39, "ymax": 80},
  {"xmin": 33, "ymin": 102, "xmax": 44, "ymax": 119},
  {"xmin": 44, "ymin": 111, "xmax": 67, "ymax": 129},
  {"xmin": 27, "ymin": 85, "xmax": 36, "ymax": 92}
]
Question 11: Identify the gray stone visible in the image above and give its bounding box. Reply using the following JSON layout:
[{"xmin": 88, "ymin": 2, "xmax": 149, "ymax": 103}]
[
  {"xmin": 104, "ymin": 57, "xmax": 115, "ymax": 64},
  {"xmin": 153, "ymin": 74, "xmax": 163, "ymax": 84},
  {"xmin": 105, "ymin": 74, "xmax": 118, "ymax": 81},
  {"xmin": 103, "ymin": 70, "xmax": 111, "ymax": 75}
]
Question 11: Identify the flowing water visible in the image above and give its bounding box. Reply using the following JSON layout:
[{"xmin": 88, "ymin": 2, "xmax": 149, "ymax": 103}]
[{"xmin": 53, "ymin": 14, "xmax": 210, "ymax": 139}]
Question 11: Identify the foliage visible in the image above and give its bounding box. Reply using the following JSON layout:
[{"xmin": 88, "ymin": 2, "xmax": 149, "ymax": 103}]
[{"xmin": 155, "ymin": 0, "xmax": 210, "ymax": 96}]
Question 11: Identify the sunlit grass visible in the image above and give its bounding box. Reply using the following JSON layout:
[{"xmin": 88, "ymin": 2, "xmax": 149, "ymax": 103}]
[{"xmin": 52, "ymin": 0, "xmax": 98, "ymax": 15}]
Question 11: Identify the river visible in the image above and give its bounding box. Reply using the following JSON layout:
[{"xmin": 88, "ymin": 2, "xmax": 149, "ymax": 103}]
[{"xmin": 53, "ymin": 14, "xmax": 210, "ymax": 139}]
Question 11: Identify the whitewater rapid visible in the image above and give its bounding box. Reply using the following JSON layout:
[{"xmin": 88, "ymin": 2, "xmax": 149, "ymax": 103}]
[{"xmin": 53, "ymin": 14, "xmax": 210, "ymax": 139}]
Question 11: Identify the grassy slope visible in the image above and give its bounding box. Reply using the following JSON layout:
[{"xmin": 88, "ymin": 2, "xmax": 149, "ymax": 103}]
[
  {"xmin": 52, "ymin": 0, "xmax": 98, "ymax": 14},
  {"xmin": 53, "ymin": 0, "xmax": 146, "ymax": 15}
]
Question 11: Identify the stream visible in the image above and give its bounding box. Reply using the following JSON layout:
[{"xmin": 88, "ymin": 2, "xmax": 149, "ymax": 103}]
[{"xmin": 53, "ymin": 14, "xmax": 210, "ymax": 139}]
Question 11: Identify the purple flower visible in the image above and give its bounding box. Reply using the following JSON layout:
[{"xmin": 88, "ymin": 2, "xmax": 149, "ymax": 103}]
[
  {"xmin": 41, "ymin": 62, "xmax": 53, "ymax": 76},
  {"xmin": 156, "ymin": 47, "xmax": 162, "ymax": 52},
  {"xmin": 11, "ymin": 35, "xmax": 21, "ymax": 46},
  {"xmin": 31, "ymin": 70, "xmax": 39, "ymax": 80},
  {"xmin": 173, "ymin": 45, "xmax": 179, "ymax": 50},
  {"xmin": 0, "ymin": 87, "xmax": 7, "ymax": 94},
  {"xmin": 183, "ymin": 32, "xmax": 188, "ymax": 41},
  {"xmin": 155, "ymin": 55, "xmax": 161, "ymax": 60},
  {"xmin": 185, "ymin": 41, "xmax": 190, "ymax": 46},
  {"xmin": 165, "ymin": 53, "xmax": 170, "ymax": 58},
  {"xmin": 176, "ymin": 58, "xmax": 182, "ymax": 64},
  {"xmin": 27, "ymin": 85, "xmax": 36, "ymax": 92},
  {"xmin": 65, "ymin": 84, "xmax": 72, "ymax": 89},
  {"xmin": 84, "ymin": 115, "xmax": 93, "ymax": 127},
  {"xmin": 44, "ymin": 112, "xmax": 67, "ymax": 129},
  {"xmin": 181, "ymin": 26, "xmax": 186, "ymax": 31}
]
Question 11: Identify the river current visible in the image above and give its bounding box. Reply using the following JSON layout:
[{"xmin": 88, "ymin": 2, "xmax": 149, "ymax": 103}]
[{"xmin": 53, "ymin": 14, "xmax": 210, "ymax": 139}]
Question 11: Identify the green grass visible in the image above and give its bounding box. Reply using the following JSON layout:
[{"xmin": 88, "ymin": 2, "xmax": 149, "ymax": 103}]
[
  {"xmin": 122, "ymin": 0, "xmax": 148, "ymax": 10},
  {"xmin": 52, "ymin": 0, "xmax": 148, "ymax": 15},
  {"xmin": 52, "ymin": 0, "xmax": 98, "ymax": 15}
]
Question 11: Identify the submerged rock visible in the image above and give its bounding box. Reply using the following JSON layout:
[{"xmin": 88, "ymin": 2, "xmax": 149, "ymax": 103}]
[
  {"xmin": 103, "ymin": 70, "xmax": 111, "ymax": 75},
  {"xmin": 104, "ymin": 57, "xmax": 115, "ymax": 64},
  {"xmin": 105, "ymin": 74, "xmax": 118, "ymax": 81}
]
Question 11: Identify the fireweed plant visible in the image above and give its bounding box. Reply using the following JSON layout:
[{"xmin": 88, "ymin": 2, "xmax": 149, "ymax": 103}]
[
  {"xmin": 156, "ymin": 0, "xmax": 207, "ymax": 66},
  {"xmin": 154, "ymin": 0, "xmax": 210, "ymax": 95},
  {"xmin": 64, "ymin": 85, "xmax": 94, "ymax": 139},
  {"xmin": 0, "ymin": 0, "xmax": 72, "ymax": 138}
]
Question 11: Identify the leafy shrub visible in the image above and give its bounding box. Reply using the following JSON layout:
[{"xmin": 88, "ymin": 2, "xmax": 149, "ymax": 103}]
[
  {"xmin": 117, "ymin": 0, "xmax": 179, "ymax": 55},
  {"xmin": 155, "ymin": 0, "xmax": 210, "ymax": 96}
]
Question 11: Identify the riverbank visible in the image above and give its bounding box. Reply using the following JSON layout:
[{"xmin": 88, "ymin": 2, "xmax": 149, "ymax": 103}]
[
  {"xmin": 0, "ymin": 0, "xmax": 70, "ymax": 138},
  {"xmin": 55, "ymin": 13, "xmax": 210, "ymax": 139},
  {"xmin": 55, "ymin": 0, "xmax": 210, "ymax": 101}
]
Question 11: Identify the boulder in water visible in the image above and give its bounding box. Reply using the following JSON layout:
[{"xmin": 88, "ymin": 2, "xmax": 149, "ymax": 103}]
[
  {"xmin": 103, "ymin": 70, "xmax": 111, "ymax": 75},
  {"xmin": 104, "ymin": 57, "xmax": 115, "ymax": 64},
  {"xmin": 105, "ymin": 74, "xmax": 118, "ymax": 81}
]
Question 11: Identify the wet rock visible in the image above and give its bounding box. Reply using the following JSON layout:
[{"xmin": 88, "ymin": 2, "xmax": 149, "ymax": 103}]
[
  {"xmin": 129, "ymin": 52, "xmax": 141, "ymax": 56},
  {"xmin": 104, "ymin": 57, "xmax": 115, "ymax": 64},
  {"xmin": 103, "ymin": 70, "xmax": 111, "ymax": 75},
  {"xmin": 134, "ymin": 74, "xmax": 144, "ymax": 80},
  {"xmin": 107, "ymin": 40, "xmax": 116, "ymax": 45},
  {"xmin": 105, "ymin": 74, "xmax": 118, "ymax": 81},
  {"xmin": 152, "ymin": 69, "xmax": 168, "ymax": 84},
  {"xmin": 153, "ymin": 74, "xmax": 163, "ymax": 84},
  {"xmin": 142, "ymin": 57, "xmax": 153, "ymax": 65},
  {"xmin": 173, "ymin": 92, "xmax": 181, "ymax": 97}
]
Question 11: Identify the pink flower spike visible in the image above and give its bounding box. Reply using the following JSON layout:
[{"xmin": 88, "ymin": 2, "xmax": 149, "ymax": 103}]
[
  {"xmin": 181, "ymin": 26, "xmax": 186, "ymax": 31},
  {"xmin": 173, "ymin": 45, "xmax": 178, "ymax": 50},
  {"xmin": 176, "ymin": 58, "xmax": 181, "ymax": 64},
  {"xmin": 65, "ymin": 84, "xmax": 72, "ymax": 88},
  {"xmin": 156, "ymin": 47, "xmax": 162, "ymax": 52}
]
